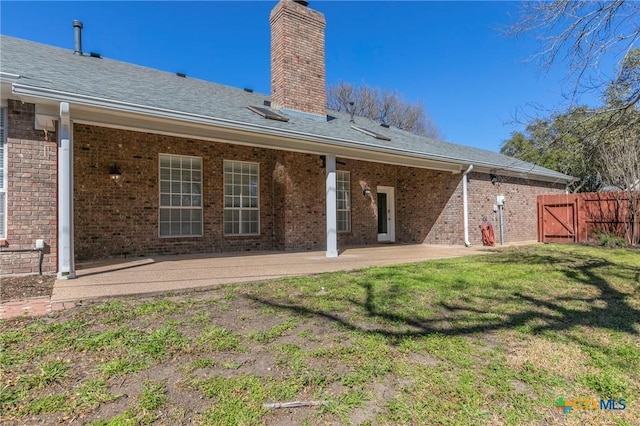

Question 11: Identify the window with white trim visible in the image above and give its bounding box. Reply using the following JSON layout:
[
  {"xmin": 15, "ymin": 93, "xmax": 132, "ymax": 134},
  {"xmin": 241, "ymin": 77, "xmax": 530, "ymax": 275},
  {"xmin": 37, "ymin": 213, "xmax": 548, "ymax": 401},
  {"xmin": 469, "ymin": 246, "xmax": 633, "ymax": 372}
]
[
  {"xmin": 337, "ymin": 171, "xmax": 351, "ymax": 233},
  {"xmin": 224, "ymin": 160, "xmax": 259, "ymax": 235},
  {"xmin": 0, "ymin": 107, "xmax": 6, "ymax": 239},
  {"xmin": 159, "ymin": 154, "xmax": 202, "ymax": 237}
]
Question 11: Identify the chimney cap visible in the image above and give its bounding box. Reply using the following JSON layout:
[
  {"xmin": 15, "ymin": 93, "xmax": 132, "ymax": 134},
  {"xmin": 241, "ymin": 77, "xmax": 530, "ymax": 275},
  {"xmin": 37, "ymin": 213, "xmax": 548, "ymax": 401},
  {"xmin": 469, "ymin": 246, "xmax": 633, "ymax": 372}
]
[{"xmin": 72, "ymin": 20, "xmax": 83, "ymax": 28}]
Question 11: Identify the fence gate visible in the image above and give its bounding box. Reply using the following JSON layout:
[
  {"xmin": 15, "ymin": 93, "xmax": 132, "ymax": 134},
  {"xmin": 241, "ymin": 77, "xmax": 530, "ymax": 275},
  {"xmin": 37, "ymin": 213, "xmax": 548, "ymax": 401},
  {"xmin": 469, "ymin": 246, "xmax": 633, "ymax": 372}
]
[{"xmin": 537, "ymin": 195, "xmax": 578, "ymax": 243}]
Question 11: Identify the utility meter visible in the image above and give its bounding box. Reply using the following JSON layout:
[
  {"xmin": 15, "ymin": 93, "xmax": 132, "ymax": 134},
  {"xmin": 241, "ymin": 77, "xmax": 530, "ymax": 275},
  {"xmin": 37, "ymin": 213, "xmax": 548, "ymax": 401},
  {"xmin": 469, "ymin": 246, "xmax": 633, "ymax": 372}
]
[{"xmin": 496, "ymin": 195, "xmax": 506, "ymax": 206}]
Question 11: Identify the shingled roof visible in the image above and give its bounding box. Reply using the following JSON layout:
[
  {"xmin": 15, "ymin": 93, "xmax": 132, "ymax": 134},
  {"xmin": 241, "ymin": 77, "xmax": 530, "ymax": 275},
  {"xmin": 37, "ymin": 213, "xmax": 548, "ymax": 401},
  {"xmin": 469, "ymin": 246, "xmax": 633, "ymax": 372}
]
[{"xmin": 0, "ymin": 35, "xmax": 573, "ymax": 183}]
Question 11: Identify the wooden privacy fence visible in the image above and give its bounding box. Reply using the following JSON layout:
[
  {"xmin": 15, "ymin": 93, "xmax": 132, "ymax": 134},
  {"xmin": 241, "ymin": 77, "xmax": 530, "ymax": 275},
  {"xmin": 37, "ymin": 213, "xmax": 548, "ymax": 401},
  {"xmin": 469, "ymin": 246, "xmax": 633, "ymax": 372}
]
[{"xmin": 537, "ymin": 192, "xmax": 638, "ymax": 243}]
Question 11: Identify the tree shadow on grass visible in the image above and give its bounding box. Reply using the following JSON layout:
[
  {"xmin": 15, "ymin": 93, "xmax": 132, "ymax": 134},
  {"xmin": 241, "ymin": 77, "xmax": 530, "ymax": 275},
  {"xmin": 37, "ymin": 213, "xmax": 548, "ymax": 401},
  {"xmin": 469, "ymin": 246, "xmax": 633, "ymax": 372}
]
[{"xmin": 245, "ymin": 248, "xmax": 640, "ymax": 341}]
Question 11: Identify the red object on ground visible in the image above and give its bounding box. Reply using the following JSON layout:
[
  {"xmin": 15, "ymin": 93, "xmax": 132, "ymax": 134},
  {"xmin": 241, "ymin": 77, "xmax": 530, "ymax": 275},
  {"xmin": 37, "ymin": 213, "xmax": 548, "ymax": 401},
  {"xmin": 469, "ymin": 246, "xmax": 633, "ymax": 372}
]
[{"xmin": 482, "ymin": 221, "xmax": 495, "ymax": 246}]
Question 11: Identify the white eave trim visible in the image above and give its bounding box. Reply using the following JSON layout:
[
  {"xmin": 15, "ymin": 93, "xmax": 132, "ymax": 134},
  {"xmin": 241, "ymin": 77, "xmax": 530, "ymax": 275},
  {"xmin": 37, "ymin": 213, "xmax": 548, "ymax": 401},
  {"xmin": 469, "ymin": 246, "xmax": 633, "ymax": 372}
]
[
  {"xmin": 11, "ymin": 83, "xmax": 574, "ymax": 184},
  {"xmin": 0, "ymin": 72, "xmax": 21, "ymax": 83}
]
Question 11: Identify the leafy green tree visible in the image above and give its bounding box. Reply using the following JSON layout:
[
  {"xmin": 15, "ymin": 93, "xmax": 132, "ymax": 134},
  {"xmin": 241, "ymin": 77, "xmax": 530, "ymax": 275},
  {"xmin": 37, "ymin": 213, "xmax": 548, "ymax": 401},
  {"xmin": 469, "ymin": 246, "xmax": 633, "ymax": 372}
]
[{"xmin": 500, "ymin": 107, "xmax": 600, "ymax": 192}]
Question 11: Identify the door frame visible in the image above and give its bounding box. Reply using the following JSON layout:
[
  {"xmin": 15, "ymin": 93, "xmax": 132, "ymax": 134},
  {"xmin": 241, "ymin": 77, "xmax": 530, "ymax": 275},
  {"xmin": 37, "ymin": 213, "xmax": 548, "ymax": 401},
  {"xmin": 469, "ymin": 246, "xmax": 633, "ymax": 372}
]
[{"xmin": 377, "ymin": 186, "xmax": 396, "ymax": 242}]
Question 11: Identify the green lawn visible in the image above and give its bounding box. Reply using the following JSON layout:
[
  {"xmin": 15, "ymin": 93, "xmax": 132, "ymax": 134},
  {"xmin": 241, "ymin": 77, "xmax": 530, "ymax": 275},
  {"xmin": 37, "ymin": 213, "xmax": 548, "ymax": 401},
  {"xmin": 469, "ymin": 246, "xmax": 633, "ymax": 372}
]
[{"xmin": 1, "ymin": 245, "xmax": 638, "ymax": 425}]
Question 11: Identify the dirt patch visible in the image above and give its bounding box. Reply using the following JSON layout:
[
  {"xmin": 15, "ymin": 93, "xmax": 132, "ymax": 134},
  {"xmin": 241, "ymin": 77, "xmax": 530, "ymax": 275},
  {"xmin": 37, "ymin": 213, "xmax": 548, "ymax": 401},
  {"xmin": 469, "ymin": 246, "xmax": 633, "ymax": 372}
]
[
  {"xmin": 0, "ymin": 274, "xmax": 55, "ymax": 302},
  {"xmin": 500, "ymin": 331, "xmax": 592, "ymax": 380}
]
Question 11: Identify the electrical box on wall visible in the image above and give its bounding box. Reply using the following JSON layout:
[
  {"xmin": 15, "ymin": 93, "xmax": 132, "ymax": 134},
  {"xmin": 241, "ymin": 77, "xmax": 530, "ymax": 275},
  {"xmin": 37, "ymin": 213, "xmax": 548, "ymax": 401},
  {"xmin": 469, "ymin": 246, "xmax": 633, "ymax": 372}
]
[{"xmin": 496, "ymin": 195, "xmax": 506, "ymax": 206}]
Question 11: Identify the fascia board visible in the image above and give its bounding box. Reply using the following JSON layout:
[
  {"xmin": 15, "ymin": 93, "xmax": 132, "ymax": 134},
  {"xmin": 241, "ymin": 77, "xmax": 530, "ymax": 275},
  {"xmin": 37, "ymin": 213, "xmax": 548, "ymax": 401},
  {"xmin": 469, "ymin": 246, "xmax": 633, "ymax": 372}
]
[
  {"xmin": 472, "ymin": 165, "xmax": 574, "ymax": 185},
  {"xmin": 12, "ymin": 83, "xmax": 574, "ymax": 183}
]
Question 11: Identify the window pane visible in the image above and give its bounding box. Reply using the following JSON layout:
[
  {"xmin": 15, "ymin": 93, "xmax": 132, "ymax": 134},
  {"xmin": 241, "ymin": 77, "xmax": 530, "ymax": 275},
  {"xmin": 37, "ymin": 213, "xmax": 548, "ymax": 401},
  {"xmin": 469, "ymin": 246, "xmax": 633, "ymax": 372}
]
[
  {"xmin": 193, "ymin": 220, "xmax": 202, "ymax": 235},
  {"xmin": 223, "ymin": 161, "xmax": 259, "ymax": 235},
  {"xmin": 158, "ymin": 154, "xmax": 203, "ymax": 237},
  {"xmin": 159, "ymin": 222, "xmax": 170, "ymax": 236},
  {"xmin": 249, "ymin": 221, "xmax": 258, "ymax": 235},
  {"xmin": 336, "ymin": 172, "xmax": 351, "ymax": 233}
]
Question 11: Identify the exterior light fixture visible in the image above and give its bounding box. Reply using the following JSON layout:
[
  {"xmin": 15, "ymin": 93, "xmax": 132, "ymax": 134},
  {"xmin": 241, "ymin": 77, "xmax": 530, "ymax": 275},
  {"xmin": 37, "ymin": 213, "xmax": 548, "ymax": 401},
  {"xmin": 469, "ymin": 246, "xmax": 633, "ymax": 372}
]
[
  {"xmin": 109, "ymin": 164, "xmax": 122, "ymax": 183},
  {"xmin": 363, "ymin": 187, "xmax": 372, "ymax": 197},
  {"xmin": 490, "ymin": 174, "xmax": 498, "ymax": 185}
]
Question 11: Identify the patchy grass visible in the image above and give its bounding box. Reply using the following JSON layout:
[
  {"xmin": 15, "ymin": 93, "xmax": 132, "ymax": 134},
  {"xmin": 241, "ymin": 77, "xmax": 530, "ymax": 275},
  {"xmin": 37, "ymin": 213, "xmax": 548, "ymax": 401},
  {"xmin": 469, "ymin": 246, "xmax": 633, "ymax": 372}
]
[{"xmin": 1, "ymin": 244, "xmax": 638, "ymax": 425}]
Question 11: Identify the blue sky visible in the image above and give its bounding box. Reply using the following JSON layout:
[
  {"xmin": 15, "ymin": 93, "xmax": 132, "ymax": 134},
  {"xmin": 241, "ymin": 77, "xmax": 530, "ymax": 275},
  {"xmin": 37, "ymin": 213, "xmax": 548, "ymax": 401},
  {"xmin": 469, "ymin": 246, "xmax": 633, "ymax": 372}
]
[{"xmin": 0, "ymin": 1, "xmax": 610, "ymax": 152}]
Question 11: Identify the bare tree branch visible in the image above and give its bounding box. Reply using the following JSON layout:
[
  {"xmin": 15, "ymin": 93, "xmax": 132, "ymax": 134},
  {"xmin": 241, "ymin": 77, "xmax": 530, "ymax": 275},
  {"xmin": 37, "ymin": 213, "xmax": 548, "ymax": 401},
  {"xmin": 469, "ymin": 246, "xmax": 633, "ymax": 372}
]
[
  {"xmin": 508, "ymin": 0, "xmax": 640, "ymax": 104},
  {"xmin": 327, "ymin": 81, "xmax": 442, "ymax": 139}
]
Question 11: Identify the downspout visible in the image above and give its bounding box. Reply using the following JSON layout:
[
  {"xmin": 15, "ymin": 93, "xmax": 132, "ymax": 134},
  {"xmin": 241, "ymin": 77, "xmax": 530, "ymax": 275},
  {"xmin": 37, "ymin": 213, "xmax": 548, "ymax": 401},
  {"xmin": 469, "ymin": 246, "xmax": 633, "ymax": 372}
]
[{"xmin": 463, "ymin": 165, "xmax": 474, "ymax": 247}]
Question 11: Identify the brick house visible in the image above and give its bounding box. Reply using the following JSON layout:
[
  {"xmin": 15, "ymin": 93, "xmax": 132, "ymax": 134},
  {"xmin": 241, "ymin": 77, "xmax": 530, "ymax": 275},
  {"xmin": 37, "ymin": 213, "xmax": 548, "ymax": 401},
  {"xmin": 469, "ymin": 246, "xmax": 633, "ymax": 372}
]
[{"xmin": 0, "ymin": 0, "xmax": 571, "ymax": 278}]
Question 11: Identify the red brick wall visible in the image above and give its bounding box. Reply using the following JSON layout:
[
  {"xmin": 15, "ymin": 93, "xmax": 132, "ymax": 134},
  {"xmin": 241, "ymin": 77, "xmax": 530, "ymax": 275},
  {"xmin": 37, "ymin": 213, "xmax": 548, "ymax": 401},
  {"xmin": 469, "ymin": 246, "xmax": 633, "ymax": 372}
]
[
  {"xmin": 73, "ymin": 124, "xmax": 565, "ymax": 261},
  {"xmin": 73, "ymin": 125, "xmax": 279, "ymax": 259},
  {"xmin": 1, "ymin": 109, "xmax": 565, "ymax": 272},
  {"xmin": 396, "ymin": 168, "xmax": 463, "ymax": 244},
  {"xmin": 466, "ymin": 172, "xmax": 565, "ymax": 245},
  {"xmin": 270, "ymin": 0, "xmax": 326, "ymax": 118},
  {"xmin": 0, "ymin": 99, "xmax": 57, "ymax": 275},
  {"xmin": 275, "ymin": 151, "xmax": 326, "ymax": 251}
]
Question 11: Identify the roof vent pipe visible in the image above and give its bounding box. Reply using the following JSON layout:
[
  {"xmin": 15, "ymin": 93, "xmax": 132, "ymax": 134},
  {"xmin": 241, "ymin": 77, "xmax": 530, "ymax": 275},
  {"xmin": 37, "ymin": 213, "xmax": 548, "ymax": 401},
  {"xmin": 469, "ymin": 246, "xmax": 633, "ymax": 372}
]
[{"xmin": 73, "ymin": 20, "xmax": 83, "ymax": 55}]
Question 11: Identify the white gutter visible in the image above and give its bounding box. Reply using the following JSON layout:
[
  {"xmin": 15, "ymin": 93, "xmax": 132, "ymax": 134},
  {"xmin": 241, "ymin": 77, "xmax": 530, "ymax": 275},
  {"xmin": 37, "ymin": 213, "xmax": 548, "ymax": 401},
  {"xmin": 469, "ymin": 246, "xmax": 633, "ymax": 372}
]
[
  {"xmin": 11, "ymin": 83, "xmax": 574, "ymax": 183},
  {"xmin": 463, "ymin": 165, "xmax": 474, "ymax": 247}
]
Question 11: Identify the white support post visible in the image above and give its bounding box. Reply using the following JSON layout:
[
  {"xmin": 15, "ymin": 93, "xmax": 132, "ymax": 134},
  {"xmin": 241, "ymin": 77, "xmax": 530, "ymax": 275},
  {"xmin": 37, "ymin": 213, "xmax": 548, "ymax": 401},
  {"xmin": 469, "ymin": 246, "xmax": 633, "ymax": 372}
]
[
  {"xmin": 58, "ymin": 102, "xmax": 75, "ymax": 279},
  {"xmin": 325, "ymin": 154, "xmax": 338, "ymax": 258}
]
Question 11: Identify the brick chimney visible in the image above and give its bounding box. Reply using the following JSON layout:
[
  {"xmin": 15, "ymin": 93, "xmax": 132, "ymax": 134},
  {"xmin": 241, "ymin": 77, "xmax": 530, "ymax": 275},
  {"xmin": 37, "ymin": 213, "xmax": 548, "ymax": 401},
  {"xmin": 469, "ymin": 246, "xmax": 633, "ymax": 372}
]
[{"xmin": 270, "ymin": 0, "xmax": 326, "ymax": 120}]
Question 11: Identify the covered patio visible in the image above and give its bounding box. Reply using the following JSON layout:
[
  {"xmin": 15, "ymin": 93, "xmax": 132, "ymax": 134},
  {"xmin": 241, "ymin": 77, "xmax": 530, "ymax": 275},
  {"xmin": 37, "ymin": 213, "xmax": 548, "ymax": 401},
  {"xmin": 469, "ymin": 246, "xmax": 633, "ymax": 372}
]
[{"xmin": 50, "ymin": 244, "xmax": 504, "ymax": 303}]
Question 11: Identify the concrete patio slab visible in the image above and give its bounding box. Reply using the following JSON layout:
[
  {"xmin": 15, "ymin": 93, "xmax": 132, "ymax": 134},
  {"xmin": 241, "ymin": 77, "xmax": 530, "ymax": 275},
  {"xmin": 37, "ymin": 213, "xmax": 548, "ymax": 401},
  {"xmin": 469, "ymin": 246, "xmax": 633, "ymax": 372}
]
[{"xmin": 51, "ymin": 244, "xmax": 504, "ymax": 303}]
